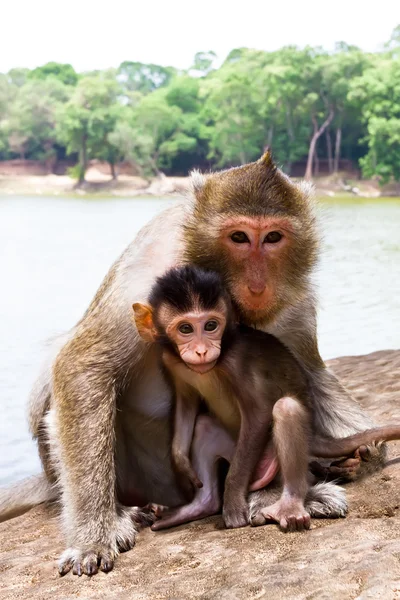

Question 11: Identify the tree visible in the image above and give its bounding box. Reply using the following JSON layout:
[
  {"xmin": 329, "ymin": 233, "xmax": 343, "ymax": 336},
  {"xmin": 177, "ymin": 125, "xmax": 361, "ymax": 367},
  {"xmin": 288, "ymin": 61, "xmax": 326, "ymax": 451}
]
[
  {"xmin": 117, "ymin": 62, "xmax": 176, "ymax": 95},
  {"xmin": 190, "ymin": 51, "xmax": 217, "ymax": 76},
  {"xmin": 56, "ymin": 75, "xmax": 121, "ymax": 184},
  {"xmin": 202, "ymin": 60, "xmax": 263, "ymax": 166},
  {"xmin": 130, "ymin": 90, "xmax": 182, "ymax": 174},
  {"xmin": 7, "ymin": 68, "xmax": 30, "ymax": 88},
  {"xmin": 29, "ymin": 62, "xmax": 78, "ymax": 86},
  {"xmin": 350, "ymin": 57, "xmax": 400, "ymax": 183},
  {"xmin": 6, "ymin": 78, "xmax": 69, "ymax": 161}
]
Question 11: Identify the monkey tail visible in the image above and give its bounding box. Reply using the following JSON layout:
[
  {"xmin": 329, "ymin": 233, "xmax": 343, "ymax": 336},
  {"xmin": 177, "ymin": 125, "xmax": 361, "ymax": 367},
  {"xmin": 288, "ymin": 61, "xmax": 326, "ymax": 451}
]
[
  {"xmin": 0, "ymin": 473, "xmax": 57, "ymax": 523},
  {"xmin": 311, "ymin": 425, "xmax": 400, "ymax": 458}
]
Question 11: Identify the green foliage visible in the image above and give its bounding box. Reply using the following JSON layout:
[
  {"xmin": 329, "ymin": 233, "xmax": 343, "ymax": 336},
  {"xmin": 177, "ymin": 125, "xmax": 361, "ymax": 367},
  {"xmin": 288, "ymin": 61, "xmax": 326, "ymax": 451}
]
[
  {"xmin": 1, "ymin": 29, "xmax": 400, "ymax": 181},
  {"xmin": 118, "ymin": 61, "xmax": 176, "ymax": 95},
  {"xmin": 56, "ymin": 74, "xmax": 121, "ymax": 181},
  {"xmin": 350, "ymin": 56, "xmax": 400, "ymax": 182},
  {"xmin": 28, "ymin": 62, "xmax": 78, "ymax": 86},
  {"xmin": 190, "ymin": 51, "xmax": 217, "ymax": 76}
]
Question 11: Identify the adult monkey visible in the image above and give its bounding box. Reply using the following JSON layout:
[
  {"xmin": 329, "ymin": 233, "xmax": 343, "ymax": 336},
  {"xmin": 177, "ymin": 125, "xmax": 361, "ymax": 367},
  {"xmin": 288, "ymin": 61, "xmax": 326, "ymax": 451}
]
[{"xmin": 14, "ymin": 152, "xmax": 381, "ymax": 575}]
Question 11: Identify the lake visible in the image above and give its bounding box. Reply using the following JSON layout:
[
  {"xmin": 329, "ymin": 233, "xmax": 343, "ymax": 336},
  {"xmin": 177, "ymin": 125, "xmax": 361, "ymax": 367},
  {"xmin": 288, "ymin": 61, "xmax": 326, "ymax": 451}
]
[{"xmin": 0, "ymin": 195, "xmax": 399, "ymax": 486}]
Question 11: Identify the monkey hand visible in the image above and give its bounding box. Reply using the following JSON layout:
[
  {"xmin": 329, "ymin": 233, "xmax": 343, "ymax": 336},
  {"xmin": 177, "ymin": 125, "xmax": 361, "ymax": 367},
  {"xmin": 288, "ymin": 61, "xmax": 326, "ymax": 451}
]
[
  {"xmin": 172, "ymin": 452, "xmax": 203, "ymax": 498},
  {"xmin": 222, "ymin": 494, "xmax": 249, "ymax": 529},
  {"xmin": 59, "ymin": 506, "xmax": 141, "ymax": 577}
]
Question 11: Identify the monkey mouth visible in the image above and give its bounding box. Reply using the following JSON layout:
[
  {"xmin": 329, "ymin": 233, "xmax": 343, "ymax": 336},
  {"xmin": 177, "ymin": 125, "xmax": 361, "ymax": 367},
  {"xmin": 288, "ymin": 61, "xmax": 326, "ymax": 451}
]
[{"xmin": 186, "ymin": 361, "xmax": 217, "ymax": 374}]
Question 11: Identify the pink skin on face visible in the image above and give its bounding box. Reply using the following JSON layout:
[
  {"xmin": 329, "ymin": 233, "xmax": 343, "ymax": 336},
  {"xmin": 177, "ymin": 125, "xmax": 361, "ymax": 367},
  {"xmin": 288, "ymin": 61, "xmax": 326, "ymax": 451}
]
[
  {"xmin": 166, "ymin": 311, "xmax": 226, "ymax": 374},
  {"xmin": 219, "ymin": 216, "xmax": 295, "ymax": 315}
]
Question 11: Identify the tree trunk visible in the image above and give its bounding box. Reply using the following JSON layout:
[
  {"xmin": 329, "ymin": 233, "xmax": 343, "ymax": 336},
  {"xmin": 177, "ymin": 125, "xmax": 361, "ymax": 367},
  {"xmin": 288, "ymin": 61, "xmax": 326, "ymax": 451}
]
[
  {"xmin": 110, "ymin": 162, "xmax": 117, "ymax": 180},
  {"xmin": 77, "ymin": 134, "xmax": 87, "ymax": 185},
  {"xmin": 313, "ymin": 145, "xmax": 320, "ymax": 176},
  {"xmin": 305, "ymin": 109, "xmax": 334, "ymax": 180},
  {"xmin": 326, "ymin": 129, "xmax": 333, "ymax": 173},
  {"xmin": 333, "ymin": 127, "xmax": 342, "ymax": 173}
]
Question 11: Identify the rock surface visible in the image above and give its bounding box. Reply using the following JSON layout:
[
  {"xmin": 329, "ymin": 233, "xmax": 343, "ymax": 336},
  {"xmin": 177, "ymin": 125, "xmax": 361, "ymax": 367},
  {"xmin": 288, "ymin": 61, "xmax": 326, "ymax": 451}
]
[{"xmin": 1, "ymin": 350, "xmax": 400, "ymax": 600}]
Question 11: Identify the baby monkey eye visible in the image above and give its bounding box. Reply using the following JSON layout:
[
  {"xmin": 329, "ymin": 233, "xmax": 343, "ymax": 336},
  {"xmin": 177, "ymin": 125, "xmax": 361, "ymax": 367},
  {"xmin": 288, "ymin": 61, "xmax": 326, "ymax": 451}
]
[
  {"xmin": 204, "ymin": 320, "xmax": 218, "ymax": 332},
  {"xmin": 230, "ymin": 231, "xmax": 250, "ymax": 244},
  {"xmin": 264, "ymin": 231, "xmax": 282, "ymax": 244},
  {"xmin": 178, "ymin": 323, "xmax": 194, "ymax": 334}
]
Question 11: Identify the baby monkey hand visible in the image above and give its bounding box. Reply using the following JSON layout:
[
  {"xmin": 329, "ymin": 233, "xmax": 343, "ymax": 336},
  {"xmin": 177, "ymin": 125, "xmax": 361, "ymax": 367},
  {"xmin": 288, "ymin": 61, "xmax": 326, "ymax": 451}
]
[{"xmin": 172, "ymin": 451, "xmax": 203, "ymax": 498}]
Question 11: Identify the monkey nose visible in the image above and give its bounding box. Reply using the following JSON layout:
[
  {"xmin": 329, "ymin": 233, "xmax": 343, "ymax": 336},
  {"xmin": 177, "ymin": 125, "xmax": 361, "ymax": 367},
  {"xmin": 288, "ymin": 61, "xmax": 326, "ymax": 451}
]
[
  {"xmin": 247, "ymin": 285, "xmax": 266, "ymax": 296},
  {"xmin": 196, "ymin": 348, "xmax": 208, "ymax": 358}
]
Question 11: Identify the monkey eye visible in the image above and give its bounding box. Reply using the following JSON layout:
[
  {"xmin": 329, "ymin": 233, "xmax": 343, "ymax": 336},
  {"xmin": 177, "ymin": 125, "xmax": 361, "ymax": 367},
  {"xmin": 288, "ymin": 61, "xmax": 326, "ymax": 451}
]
[
  {"xmin": 178, "ymin": 323, "xmax": 194, "ymax": 334},
  {"xmin": 204, "ymin": 320, "xmax": 218, "ymax": 332},
  {"xmin": 230, "ymin": 231, "xmax": 250, "ymax": 244},
  {"xmin": 264, "ymin": 231, "xmax": 282, "ymax": 244}
]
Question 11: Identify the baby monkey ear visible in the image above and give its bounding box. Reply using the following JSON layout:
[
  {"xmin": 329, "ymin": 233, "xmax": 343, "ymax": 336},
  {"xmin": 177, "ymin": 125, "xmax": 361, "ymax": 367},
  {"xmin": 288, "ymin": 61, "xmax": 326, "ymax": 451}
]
[{"xmin": 132, "ymin": 303, "xmax": 157, "ymax": 342}]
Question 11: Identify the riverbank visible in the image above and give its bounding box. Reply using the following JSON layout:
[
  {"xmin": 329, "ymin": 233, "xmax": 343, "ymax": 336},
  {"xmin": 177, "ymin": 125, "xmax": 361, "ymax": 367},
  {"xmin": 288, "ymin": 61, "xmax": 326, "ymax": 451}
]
[
  {"xmin": 1, "ymin": 168, "xmax": 400, "ymax": 198},
  {"xmin": 0, "ymin": 349, "xmax": 399, "ymax": 600}
]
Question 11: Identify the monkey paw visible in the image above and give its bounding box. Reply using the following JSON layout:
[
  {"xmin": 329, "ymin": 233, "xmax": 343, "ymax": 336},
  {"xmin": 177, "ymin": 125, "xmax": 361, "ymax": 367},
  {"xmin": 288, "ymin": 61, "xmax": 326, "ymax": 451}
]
[
  {"xmin": 311, "ymin": 442, "xmax": 387, "ymax": 482},
  {"xmin": 59, "ymin": 545, "xmax": 116, "ymax": 577},
  {"xmin": 115, "ymin": 505, "xmax": 144, "ymax": 551},
  {"xmin": 222, "ymin": 497, "xmax": 249, "ymax": 529},
  {"xmin": 250, "ymin": 498, "xmax": 311, "ymax": 532}
]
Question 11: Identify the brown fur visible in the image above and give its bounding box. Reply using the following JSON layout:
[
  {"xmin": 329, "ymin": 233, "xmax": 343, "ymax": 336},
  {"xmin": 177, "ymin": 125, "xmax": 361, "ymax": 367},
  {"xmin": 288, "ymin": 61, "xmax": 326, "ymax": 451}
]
[{"xmin": 0, "ymin": 153, "xmax": 384, "ymax": 576}]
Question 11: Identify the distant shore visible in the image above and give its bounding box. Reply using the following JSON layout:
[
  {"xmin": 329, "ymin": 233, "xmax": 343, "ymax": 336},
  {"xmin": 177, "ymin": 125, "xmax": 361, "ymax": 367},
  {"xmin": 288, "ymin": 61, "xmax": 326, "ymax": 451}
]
[{"xmin": 1, "ymin": 166, "xmax": 399, "ymax": 199}]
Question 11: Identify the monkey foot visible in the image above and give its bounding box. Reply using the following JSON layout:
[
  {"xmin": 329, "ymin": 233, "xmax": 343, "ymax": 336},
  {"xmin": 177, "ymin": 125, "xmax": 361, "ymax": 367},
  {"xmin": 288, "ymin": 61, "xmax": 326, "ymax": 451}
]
[
  {"xmin": 250, "ymin": 497, "xmax": 311, "ymax": 532},
  {"xmin": 310, "ymin": 457, "xmax": 361, "ymax": 481},
  {"xmin": 136, "ymin": 503, "xmax": 165, "ymax": 526},
  {"xmin": 151, "ymin": 497, "xmax": 220, "ymax": 531},
  {"xmin": 59, "ymin": 545, "xmax": 116, "ymax": 577}
]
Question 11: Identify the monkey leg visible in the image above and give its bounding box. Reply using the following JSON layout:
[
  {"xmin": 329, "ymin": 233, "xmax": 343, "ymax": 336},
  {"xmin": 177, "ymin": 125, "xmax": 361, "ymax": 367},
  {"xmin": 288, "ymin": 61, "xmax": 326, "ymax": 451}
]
[
  {"xmin": 250, "ymin": 397, "xmax": 311, "ymax": 532},
  {"xmin": 152, "ymin": 416, "xmax": 235, "ymax": 531},
  {"xmin": 309, "ymin": 367, "xmax": 386, "ymax": 479}
]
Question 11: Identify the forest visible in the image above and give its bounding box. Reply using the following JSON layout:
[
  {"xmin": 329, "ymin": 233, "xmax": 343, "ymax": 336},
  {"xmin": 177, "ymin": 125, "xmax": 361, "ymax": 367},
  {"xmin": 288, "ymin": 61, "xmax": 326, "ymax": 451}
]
[{"xmin": 0, "ymin": 25, "xmax": 399, "ymax": 184}]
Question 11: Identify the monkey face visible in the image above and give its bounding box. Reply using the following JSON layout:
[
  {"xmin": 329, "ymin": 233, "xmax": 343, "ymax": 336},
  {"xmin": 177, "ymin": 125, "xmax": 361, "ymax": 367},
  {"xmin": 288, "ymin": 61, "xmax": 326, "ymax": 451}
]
[
  {"xmin": 165, "ymin": 310, "xmax": 226, "ymax": 374},
  {"xmin": 217, "ymin": 215, "xmax": 296, "ymax": 321},
  {"xmin": 184, "ymin": 153, "xmax": 319, "ymax": 325}
]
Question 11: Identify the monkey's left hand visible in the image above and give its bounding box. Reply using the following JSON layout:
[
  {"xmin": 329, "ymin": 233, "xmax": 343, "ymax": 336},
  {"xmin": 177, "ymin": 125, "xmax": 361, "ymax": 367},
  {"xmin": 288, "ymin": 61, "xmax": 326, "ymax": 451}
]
[{"xmin": 222, "ymin": 494, "xmax": 249, "ymax": 529}]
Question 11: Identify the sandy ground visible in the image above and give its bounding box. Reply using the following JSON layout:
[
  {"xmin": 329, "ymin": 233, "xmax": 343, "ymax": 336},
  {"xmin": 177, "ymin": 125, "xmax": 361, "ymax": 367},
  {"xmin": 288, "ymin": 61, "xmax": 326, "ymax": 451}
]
[
  {"xmin": 0, "ymin": 349, "xmax": 400, "ymax": 599},
  {"xmin": 1, "ymin": 168, "xmax": 399, "ymax": 198},
  {"xmin": 0, "ymin": 170, "xmax": 190, "ymax": 198}
]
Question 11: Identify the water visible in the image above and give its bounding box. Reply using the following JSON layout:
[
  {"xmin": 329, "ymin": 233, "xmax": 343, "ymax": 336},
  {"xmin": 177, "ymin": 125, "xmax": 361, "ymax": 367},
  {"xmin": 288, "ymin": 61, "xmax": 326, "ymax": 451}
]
[{"xmin": 0, "ymin": 195, "xmax": 399, "ymax": 486}]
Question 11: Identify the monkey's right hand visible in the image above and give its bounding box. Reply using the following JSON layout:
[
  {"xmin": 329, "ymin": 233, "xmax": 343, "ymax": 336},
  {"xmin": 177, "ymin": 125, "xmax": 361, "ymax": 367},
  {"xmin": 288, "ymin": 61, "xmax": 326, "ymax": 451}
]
[{"xmin": 172, "ymin": 451, "xmax": 203, "ymax": 497}]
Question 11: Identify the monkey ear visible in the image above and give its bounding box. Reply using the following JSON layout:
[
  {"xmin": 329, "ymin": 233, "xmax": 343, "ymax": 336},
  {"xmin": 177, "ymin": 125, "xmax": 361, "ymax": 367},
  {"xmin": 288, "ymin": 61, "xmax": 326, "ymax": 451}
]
[
  {"xmin": 259, "ymin": 149, "xmax": 274, "ymax": 168},
  {"xmin": 132, "ymin": 303, "xmax": 157, "ymax": 342},
  {"xmin": 190, "ymin": 169, "xmax": 207, "ymax": 194}
]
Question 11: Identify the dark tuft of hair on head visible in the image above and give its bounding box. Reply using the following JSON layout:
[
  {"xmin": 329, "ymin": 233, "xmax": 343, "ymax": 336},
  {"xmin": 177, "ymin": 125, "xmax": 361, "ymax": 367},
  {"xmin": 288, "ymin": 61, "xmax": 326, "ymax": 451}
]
[{"xmin": 149, "ymin": 265, "xmax": 229, "ymax": 314}]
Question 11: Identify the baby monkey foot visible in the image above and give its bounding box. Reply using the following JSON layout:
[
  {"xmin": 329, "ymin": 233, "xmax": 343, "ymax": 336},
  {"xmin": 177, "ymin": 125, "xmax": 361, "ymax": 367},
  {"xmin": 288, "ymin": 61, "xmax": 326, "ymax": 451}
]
[
  {"xmin": 250, "ymin": 497, "xmax": 311, "ymax": 532},
  {"xmin": 151, "ymin": 496, "xmax": 220, "ymax": 531}
]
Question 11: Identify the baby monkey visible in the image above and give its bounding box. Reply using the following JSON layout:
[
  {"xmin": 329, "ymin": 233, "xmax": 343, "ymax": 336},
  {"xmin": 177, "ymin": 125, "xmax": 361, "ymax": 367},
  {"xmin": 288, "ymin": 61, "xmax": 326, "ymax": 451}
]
[{"xmin": 133, "ymin": 266, "xmax": 400, "ymax": 532}]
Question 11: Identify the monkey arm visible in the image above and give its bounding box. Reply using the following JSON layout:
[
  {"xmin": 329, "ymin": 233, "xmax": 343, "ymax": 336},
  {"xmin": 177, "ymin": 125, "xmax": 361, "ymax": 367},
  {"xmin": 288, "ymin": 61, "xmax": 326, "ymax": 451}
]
[
  {"xmin": 171, "ymin": 388, "xmax": 203, "ymax": 491},
  {"xmin": 53, "ymin": 331, "xmax": 135, "ymax": 577}
]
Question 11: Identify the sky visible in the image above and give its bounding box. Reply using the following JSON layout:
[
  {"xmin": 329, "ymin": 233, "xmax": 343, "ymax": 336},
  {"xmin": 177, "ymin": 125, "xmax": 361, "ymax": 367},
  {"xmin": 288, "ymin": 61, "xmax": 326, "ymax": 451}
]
[{"xmin": 1, "ymin": 0, "xmax": 399, "ymax": 73}]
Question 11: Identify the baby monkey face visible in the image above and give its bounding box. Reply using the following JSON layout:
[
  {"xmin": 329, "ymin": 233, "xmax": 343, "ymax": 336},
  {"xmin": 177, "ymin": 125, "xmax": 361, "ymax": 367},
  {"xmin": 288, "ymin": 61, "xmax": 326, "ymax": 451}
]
[{"xmin": 166, "ymin": 310, "xmax": 226, "ymax": 374}]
